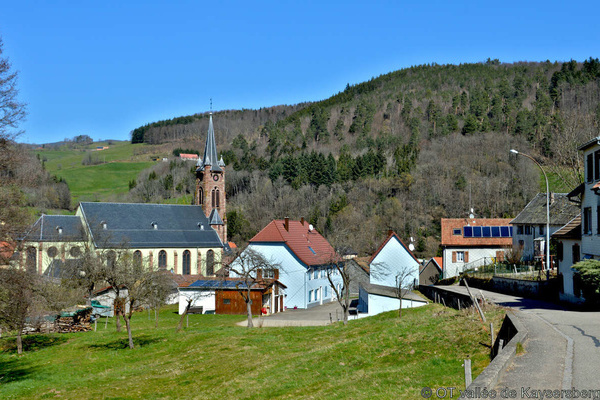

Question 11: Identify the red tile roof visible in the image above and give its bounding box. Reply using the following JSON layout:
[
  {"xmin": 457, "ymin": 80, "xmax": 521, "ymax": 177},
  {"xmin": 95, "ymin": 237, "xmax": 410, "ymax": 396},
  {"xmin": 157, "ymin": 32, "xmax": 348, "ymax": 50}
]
[
  {"xmin": 0, "ymin": 241, "xmax": 14, "ymax": 263},
  {"xmin": 441, "ymin": 218, "xmax": 513, "ymax": 247},
  {"xmin": 433, "ymin": 257, "xmax": 443, "ymax": 270},
  {"xmin": 249, "ymin": 219, "xmax": 337, "ymax": 266},
  {"xmin": 368, "ymin": 231, "xmax": 419, "ymax": 265}
]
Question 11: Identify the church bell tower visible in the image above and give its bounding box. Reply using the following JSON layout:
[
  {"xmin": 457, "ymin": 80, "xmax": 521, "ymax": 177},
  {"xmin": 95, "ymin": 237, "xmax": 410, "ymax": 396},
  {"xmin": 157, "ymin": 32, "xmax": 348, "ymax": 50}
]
[{"xmin": 195, "ymin": 113, "xmax": 227, "ymax": 243}]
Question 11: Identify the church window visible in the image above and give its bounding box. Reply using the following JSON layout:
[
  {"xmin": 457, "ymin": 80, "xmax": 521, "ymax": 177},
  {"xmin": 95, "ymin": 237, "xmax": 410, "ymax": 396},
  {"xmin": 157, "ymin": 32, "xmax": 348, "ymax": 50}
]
[
  {"xmin": 206, "ymin": 250, "xmax": 214, "ymax": 276},
  {"xmin": 211, "ymin": 189, "xmax": 216, "ymax": 208},
  {"xmin": 133, "ymin": 250, "xmax": 143, "ymax": 272},
  {"xmin": 216, "ymin": 190, "xmax": 220, "ymax": 208},
  {"xmin": 26, "ymin": 247, "xmax": 36, "ymax": 274},
  {"xmin": 158, "ymin": 250, "xmax": 167, "ymax": 270},
  {"xmin": 182, "ymin": 250, "xmax": 191, "ymax": 275},
  {"xmin": 198, "ymin": 187, "xmax": 203, "ymax": 205},
  {"xmin": 70, "ymin": 246, "xmax": 81, "ymax": 257},
  {"xmin": 47, "ymin": 246, "xmax": 58, "ymax": 258}
]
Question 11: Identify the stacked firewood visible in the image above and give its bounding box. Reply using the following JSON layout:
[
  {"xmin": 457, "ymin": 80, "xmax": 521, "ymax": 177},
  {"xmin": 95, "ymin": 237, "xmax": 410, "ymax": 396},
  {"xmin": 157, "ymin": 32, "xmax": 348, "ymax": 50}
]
[{"xmin": 55, "ymin": 307, "xmax": 93, "ymax": 333}]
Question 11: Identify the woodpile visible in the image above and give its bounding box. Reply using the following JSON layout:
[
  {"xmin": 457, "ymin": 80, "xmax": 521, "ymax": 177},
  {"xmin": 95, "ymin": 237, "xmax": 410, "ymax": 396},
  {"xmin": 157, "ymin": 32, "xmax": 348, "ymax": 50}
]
[{"xmin": 55, "ymin": 306, "xmax": 93, "ymax": 333}]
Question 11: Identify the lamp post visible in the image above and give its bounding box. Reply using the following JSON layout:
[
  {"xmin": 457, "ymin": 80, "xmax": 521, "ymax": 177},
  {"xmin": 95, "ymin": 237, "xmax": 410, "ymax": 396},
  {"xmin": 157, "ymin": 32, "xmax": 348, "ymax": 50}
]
[{"xmin": 510, "ymin": 149, "xmax": 551, "ymax": 272}]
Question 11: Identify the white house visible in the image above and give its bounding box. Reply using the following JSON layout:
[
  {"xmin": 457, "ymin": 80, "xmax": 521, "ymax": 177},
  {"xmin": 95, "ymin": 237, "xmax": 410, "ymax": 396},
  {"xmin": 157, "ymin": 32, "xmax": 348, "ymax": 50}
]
[
  {"xmin": 243, "ymin": 218, "xmax": 342, "ymax": 309},
  {"xmin": 357, "ymin": 231, "xmax": 426, "ymax": 316},
  {"xmin": 554, "ymin": 135, "xmax": 600, "ymax": 303},
  {"xmin": 441, "ymin": 218, "xmax": 513, "ymax": 278},
  {"xmin": 552, "ymin": 214, "xmax": 582, "ymax": 303}
]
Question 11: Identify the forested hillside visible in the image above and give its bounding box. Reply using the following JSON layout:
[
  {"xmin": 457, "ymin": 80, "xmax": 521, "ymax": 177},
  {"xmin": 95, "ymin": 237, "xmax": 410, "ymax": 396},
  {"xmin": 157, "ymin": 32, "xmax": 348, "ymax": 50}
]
[{"xmin": 128, "ymin": 59, "xmax": 600, "ymax": 257}]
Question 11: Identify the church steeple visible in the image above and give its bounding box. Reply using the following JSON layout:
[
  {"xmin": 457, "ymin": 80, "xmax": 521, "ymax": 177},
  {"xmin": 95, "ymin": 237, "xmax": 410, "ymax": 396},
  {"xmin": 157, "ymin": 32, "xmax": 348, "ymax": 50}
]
[
  {"xmin": 195, "ymin": 112, "xmax": 227, "ymax": 245},
  {"xmin": 197, "ymin": 113, "xmax": 222, "ymax": 172}
]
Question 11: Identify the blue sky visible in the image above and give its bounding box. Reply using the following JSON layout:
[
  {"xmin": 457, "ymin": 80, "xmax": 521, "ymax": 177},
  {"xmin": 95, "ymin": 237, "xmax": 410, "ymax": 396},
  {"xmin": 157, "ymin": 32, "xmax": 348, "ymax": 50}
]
[{"xmin": 1, "ymin": 1, "xmax": 599, "ymax": 144}]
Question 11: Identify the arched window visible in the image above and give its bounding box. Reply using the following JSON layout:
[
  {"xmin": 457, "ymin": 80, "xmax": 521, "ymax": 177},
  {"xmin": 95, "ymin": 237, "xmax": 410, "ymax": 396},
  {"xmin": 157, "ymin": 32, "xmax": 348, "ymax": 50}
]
[
  {"xmin": 107, "ymin": 250, "xmax": 117, "ymax": 268},
  {"xmin": 198, "ymin": 187, "xmax": 203, "ymax": 205},
  {"xmin": 211, "ymin": 189, "xmax": 216, "ymax": 208},
  {"xmin": 158, "ymin": 250, "xmax": 167, "ymax": 270},
  {"xmin": 26, "ymin": 247, "xmax": 37, "ymax": 274},
  {"xmin": 215, "ymin": 190, "xmax": 220, "ymax": 208},
  {"xmin": 133, "ymin": 250, "xmax": 142, "ymax": 272},
  {"xmin": 182, "ymin": 250, "xmax": 191, "ymax": 275},
  {"xmin": 206, "ymin": 250, "xmax": 214, "ymax": 276}
]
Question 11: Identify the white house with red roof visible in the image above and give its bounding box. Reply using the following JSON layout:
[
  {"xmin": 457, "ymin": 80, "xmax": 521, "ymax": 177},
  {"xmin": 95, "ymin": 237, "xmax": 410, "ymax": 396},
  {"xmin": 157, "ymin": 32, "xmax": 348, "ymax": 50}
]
[
  {"xmin": 242, "ymin": 217, "xmax": 341, "ymax": 309},
  {"xmin": 357, "ymin": 231, "xmax": 426, "ymax": 316}
]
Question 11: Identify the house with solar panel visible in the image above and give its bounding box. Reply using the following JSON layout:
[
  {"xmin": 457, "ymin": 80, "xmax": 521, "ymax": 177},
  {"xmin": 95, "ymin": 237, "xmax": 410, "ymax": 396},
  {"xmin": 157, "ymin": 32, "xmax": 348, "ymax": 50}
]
[
  {"xmin": 17, "ymin": 113, "xmax": 229, "ymax": 277},
  {"xmin": 239, "ymin": 217, "xmax": 342, "ymax": 309},
  {"xmin": 440, "ymin": 218, "xmax": 514, "ymax": 278}
]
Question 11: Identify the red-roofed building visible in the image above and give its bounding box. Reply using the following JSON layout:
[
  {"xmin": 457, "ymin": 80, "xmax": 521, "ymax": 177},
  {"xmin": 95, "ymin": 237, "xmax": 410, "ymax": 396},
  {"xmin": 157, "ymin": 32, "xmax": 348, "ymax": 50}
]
[
  {"xmin": 441, "ymin": 218, "xmax": 513, "ymax": 278},
  {"xmin": 243, "ymin": 218, "xmax": 342, "ymax": 309},
  {"xmin": 179, "ymin": 153, "xmax": 199, "ymax": 161}
]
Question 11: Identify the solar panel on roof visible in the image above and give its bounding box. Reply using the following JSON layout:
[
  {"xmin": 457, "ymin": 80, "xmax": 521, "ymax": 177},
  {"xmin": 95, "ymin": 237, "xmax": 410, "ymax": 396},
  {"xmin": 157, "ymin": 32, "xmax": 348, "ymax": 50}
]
[
  {"xmin": 482, "ymin": 227, "xmax": 491, "ymax": 237},
  {"xmin": 491, "ymin": 226, "xmax": 500, "ymax": 237},
  {"xmin": 500, "ymin": 226, "xmax": 510, "ymax": 237},
  {"xmin": 463, "ymin": 226, "xmax": 473, "ymax": 237},
  {"xmin": 473, "ymin": 226, "xmax": 482, "ymax": 237}
]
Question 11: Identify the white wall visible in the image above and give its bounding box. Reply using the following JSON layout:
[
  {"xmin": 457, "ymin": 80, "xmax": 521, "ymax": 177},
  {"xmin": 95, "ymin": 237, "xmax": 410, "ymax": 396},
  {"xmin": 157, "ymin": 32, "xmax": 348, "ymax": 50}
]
[
  {"xmin": 558, "ymin": 239, "xmax": 584, "ymax": 304},
  {"xmin": 370, "ymin": 236, "xmax": 419, "ymax": 288},
  {"xmin": 366, "ymin": 294, "xmax": 427, "ymax": 316},
  {"xmin": 442, "ymin": 247, "xmax": 504, "ymax": 278},
  {"xmin": 581, "ymin": 145, "xmax": 600, "ymax": 258},
  {"xmin": 178, "ymin": 289, "xmax": 215, "ymax": 314}
]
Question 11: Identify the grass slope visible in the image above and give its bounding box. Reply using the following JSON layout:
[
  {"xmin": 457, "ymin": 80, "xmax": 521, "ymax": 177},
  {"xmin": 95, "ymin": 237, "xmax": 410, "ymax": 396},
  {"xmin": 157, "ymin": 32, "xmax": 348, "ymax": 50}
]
[
  {"xmin": 0, "ymin": 304, "xmax": 504, "ymax": 400},
  {"xmin": 35, "ymin": 142, "xmax": 156, "ymax": 203}
]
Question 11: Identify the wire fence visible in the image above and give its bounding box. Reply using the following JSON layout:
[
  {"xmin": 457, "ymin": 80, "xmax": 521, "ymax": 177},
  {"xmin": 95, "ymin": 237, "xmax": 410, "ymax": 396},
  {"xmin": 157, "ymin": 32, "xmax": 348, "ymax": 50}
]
[{"xmin": 463, "ymin": 261, "xmax": 556, "ymax": 281}]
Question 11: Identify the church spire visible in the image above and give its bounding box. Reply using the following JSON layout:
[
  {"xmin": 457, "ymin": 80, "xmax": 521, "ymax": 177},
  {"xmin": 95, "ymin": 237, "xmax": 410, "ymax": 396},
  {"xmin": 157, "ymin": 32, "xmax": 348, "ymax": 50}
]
[{"xmin": 198, "ymin": 113, "xmax": 222, "ymax": 172}]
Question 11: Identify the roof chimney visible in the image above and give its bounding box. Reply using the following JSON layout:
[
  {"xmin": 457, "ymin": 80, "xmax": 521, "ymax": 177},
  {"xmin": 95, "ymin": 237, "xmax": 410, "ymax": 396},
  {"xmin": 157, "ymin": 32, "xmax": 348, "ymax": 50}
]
[
  {"xmin": 388, "ymin": 229, "xmax": 394, "ymax": 237},
  {"xmin": 550, "ymin": 192, "xmax": 554, "ymax": 205},
  {"xmin": 300, "ymin": 217, "xmax": 305, "ymax": 226},
  {"xmin": 284, "ymin": 217, "xmax": 289, "ymax": 232}
]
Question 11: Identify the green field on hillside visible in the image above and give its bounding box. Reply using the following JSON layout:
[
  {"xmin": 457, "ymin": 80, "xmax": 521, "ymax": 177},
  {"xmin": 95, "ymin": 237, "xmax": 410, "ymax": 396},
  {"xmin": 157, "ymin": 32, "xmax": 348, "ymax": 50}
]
[
  {"xmin": 0, "ymin": 303, "xmax": 504, "ymax": 400},
  {"xmin": 34, "ymin": 142, "xmax": 158, "ymax": 203}
]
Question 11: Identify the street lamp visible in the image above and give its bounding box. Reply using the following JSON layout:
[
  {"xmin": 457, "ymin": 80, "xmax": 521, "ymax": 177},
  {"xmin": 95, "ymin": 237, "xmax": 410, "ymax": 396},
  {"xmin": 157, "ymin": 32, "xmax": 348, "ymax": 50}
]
[{"xmin": 510, "ymin": 149, "xmax": 551, "ymax": 272}]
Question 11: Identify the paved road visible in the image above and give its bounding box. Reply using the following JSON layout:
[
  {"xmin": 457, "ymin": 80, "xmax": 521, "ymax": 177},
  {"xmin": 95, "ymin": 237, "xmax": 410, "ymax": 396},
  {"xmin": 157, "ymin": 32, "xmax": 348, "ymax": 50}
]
[
  {"xmin": 440, "ymin": 286, "xmax": 600, "ymax": 392},
  {"xmin": 236, "ymin": 301, "xmax": 347, "ymax": 327}
]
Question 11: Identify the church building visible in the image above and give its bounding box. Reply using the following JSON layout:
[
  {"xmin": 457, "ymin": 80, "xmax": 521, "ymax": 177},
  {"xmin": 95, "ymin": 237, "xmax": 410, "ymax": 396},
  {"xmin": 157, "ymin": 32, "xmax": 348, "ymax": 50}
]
[{"xmin": 17, "ymin": 113, "xmax": 228, "ymax": 277}]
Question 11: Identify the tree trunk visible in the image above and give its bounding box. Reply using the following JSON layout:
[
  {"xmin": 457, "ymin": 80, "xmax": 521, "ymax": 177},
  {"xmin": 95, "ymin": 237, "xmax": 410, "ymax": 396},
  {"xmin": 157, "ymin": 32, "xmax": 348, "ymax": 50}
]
[
  {"xmin": 123, "ymin": 314, "xmax": 134, "ymax": 349},
  {"xmin": 16, "ymin": 330, "xmax": 23, "ymax": 355},
  {"xmin": 398, "ymin": 296, "xmax": 403, "ymax": 318},
  {"xmin": 246, "ymin": 290, "xmax": 253, "ymax": 328},
  {"xmin": 155, "ymin": 308, "xmax": 159, "ymax": 328},
  {"xmin": 177, "ymin": 300, "xmax": 192, "ymax": 332},
  {"xmin": 113, "ymin": 297, "xmax": 123, "ymax": 333},
  {"xmin": 342, "ymin": 286, "xmax": 350, "ymax": 325}
]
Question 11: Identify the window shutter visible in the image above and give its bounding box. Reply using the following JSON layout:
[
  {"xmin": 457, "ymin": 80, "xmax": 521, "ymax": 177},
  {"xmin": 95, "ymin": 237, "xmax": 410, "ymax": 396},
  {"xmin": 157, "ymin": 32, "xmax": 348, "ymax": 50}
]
[
  {"xmin": 452, "ymin": 251, "xmax": 457, "ymax": 263},
  {"xmin": 464, "ymin": 252, "xmax": 469, "ymax": 263}
]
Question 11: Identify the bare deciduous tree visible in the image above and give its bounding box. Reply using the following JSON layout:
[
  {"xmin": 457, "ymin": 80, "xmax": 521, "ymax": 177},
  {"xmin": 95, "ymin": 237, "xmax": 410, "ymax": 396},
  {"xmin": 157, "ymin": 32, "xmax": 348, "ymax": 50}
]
[
  {"xmin": 0, "ymin": 268, "xmax": 38, "ymax": 354},
  {"xmin": 394, "ymin": 266, "xmax": 417, "ymax": 318},
  {"xmin": 227, "ymin": 248, "xmax": 279, "ymax": 328}
]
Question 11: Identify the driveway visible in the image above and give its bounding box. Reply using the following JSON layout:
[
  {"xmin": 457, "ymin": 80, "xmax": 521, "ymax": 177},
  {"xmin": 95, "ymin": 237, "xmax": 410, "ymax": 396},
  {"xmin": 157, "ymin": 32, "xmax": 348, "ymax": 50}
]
[{"xmin": 236, "ymin": 301, "xmax": 346, "ymax": 327}]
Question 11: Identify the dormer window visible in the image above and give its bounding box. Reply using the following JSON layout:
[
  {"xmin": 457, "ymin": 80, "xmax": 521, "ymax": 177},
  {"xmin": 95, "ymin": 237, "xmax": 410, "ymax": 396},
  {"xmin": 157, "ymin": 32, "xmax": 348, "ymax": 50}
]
[
  {"xmin": 56, "ymin": 226, "xmax": 63, "ymax": 235},
  {"xmin": 151, "ymin": 222, "xmax": 158, "ymax": 230},
  {"xmin": 100, "ymin": 221, "xmax": 107, "ymax": 230},
  {"xmin": 452, "ymin": 229, "xmax": 461, "ymax": 235}
]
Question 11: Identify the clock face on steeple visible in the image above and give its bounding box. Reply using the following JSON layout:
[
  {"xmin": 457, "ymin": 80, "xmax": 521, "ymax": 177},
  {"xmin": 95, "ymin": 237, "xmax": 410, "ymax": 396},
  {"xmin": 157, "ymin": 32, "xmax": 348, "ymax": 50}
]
[{"xmin": 212, "ymin": 174, "xmax": 219, "ymax": 182}]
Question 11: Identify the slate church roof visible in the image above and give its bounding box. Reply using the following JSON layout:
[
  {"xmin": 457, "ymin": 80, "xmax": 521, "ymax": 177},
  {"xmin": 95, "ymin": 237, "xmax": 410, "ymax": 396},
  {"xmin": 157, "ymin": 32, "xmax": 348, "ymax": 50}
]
[
  {"xmin": 22, "ymin": 215, "xmax": 85, "ymax": 242},
  {"xmin": 197, "ymin": 113, "xmax": 223, "ymax": 172},
  {"xmin": 79, "ymin": 202, "xmax": 223, "ymax": 249},
  {"xmin": 510, "ymin": 193, "xmax": 579, "ymax": 226}
]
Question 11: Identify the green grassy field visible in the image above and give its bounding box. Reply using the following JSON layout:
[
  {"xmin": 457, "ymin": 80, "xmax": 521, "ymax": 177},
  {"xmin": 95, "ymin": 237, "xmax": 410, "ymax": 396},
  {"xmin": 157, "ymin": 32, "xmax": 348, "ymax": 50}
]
[
  {"xmin": 34, "ymin": 142, "xmax": 157, "ymax": 203},
  {"xmin": 0, "ymin": 303, "xmax": 504, "ymax": 400}
]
